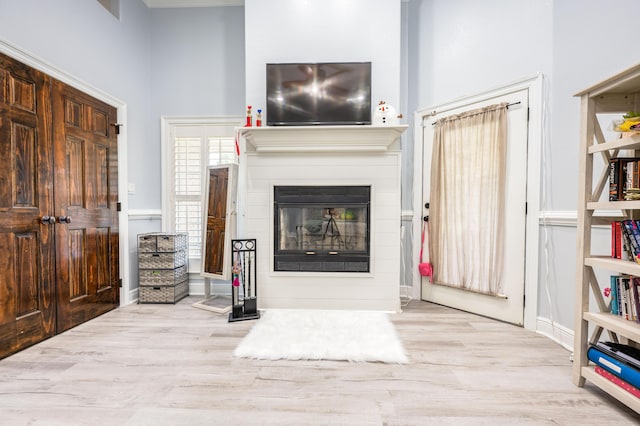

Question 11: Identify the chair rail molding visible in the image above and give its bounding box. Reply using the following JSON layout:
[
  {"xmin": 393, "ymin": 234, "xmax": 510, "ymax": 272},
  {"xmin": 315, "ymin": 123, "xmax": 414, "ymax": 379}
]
[
  {"xmin": 128, "ymin": 209, "xmax": 163, "ymax": 221},
  {"xmin": 539, "ymin": 210, "xmax": 623, "ymax": 227}
]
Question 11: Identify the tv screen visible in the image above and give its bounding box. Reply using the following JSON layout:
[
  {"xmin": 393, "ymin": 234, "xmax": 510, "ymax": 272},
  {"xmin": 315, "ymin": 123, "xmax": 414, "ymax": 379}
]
[{"xmin": 266, "ymin": 62, "xmax": 371, "ymax": 126}]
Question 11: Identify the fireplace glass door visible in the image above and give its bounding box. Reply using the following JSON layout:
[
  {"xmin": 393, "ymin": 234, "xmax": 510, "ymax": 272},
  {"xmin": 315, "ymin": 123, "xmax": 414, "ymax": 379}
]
[{"xmin": 274, "ymin": 186, "xmax": 370, "ymax": 272}]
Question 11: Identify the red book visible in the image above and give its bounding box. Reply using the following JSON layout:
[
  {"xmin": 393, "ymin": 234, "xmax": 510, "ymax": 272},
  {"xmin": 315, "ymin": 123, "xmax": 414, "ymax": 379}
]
[
  {"xmin": 594, "ymin": 365, "xmax": 640, "ymax": 398},
  {"xmin": 612, "ymin": 222, "xmax": 617, "ymax": 258},
  {"xmin": 616, "ymin": 221, "xmax": 622, "ymax": 259}
]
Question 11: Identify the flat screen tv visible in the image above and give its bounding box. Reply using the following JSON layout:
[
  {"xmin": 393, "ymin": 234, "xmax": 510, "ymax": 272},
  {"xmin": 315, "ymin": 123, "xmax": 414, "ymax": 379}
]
[{"xmin": 266, "ymin": 62, "xmax": 371, "ymax": 126}]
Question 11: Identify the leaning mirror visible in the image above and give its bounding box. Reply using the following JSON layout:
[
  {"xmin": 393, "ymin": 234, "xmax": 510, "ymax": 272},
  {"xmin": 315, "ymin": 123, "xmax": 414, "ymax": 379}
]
[{"xmin": 200, "ymin": 164, "xmax": 238, "ymax": 280}]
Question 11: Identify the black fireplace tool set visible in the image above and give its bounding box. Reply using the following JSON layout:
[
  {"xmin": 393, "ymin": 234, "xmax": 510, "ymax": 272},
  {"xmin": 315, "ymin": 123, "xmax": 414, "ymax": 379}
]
[{"xmin": 229, "ymin": 239, "xmax": 260, "ymax": 322}]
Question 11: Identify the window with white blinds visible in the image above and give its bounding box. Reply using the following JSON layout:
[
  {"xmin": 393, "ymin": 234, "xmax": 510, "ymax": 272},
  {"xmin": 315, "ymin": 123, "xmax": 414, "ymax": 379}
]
[{"xmin": 164, "ymin": 119, "xmax": 241, "ymax": 268}]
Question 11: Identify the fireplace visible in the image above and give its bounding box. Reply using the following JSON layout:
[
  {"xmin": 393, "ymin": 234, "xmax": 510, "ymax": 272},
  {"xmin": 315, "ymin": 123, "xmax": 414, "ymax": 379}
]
[
  {"xmin": 274, "ymin": 185, "xmax": 370, "ymax": 272},
  {"xmin": 239, "ymin": 125, "xmax": 407, "ymax": 312}
]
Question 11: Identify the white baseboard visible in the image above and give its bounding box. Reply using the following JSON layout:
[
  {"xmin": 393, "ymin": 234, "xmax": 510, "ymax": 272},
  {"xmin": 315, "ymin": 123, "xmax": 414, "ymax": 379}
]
[
  {"xmin": 536, "ymin": 316, "xmax": 574, "ymax": 352},
  {"xmin": 123, "ymin": 287, "xmax": 139, "ymax": 306}
]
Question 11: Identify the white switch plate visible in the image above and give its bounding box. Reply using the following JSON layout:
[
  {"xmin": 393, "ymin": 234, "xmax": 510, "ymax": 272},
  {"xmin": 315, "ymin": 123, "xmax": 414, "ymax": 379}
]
[{"xmin": 128, "ymin": 183, "xmax": 136, "ymax": 194}]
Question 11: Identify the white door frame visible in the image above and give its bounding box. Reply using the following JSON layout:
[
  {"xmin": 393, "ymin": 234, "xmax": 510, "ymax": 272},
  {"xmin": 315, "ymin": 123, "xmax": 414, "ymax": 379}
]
[
  {"xmin": 0, "ymin": 38, "xmax": 132, "ymax": 305},
  {"xmin": 412, "ymin": 74, "xmax": 544, "ymax": 331}
]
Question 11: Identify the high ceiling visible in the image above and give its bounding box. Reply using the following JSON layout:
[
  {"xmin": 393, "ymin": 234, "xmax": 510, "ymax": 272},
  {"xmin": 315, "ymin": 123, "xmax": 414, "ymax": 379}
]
[{"xmin": 142, "ymin": 0, "xmax": 244, "ymax": 7}]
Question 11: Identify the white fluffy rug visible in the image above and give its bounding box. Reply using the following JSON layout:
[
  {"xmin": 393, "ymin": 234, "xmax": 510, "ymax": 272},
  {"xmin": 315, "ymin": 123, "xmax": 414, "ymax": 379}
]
[{"xmin": 233, "ymin": 309, "xmax": 408, "ymax": 364}]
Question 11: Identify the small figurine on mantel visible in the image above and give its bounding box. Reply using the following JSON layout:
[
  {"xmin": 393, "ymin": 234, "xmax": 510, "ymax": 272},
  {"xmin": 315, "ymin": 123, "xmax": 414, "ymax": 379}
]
[
  {"xmin": 245, "ymin": 105, "xmax": 253, "ymax": 127},
  {"xmin": 373, "ymin": 101, "xmax": 403, "ymax": 126}
]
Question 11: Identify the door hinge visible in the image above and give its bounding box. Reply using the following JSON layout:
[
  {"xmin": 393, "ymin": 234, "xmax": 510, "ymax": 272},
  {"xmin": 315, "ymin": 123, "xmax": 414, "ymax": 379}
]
[
  {"xmin": 525, "ymin": 202, "xmax": 528, "ymax": 215},
  {"xmin": 111, "ymin": 123, "xmax": 123, "ymax": 135},
  {"xmin": 523, "ymin": 294, "xmax": 526, "ymax": 307},
  {"xmin": 527, "ymin": 107, "xmax": 530, "ymax": 121},
  {"xmin": 119, "ymin": 278, "xmax": 123, "ymax": 288},
  {"xmin": 116, "ymin": 202, "xmax": 121, "ymax": 212}
]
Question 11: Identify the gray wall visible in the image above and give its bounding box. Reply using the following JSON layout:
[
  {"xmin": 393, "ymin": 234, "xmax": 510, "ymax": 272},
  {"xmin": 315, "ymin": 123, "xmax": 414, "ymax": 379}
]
[
  {"xmin": 146, "ymin": 6, "xmax": 245, "ymax": 210},
  {"xmin": 406, "ymin": 0, "xmax": 640, "ymax": 334},
  {"xmin": 0, "ymin": 0, "xmax": 152, "ymax": 209}
]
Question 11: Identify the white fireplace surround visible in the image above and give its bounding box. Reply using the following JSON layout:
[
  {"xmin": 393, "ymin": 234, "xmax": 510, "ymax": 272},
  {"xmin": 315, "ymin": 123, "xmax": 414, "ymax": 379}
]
[{"xmin": 239, "ymin": 125, "xmax": 407, "ymax": 312}]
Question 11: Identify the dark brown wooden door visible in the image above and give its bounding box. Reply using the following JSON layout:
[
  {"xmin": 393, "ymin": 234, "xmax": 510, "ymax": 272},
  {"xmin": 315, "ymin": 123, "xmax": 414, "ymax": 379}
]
[
  {"xmin": 203, "ymin": 167, "xmax": 229, "ymax": 275},
  {"xmin": 0, "ymin": 53, "xmax": 56, "ymax": 358},
  {"xmin": 52, "ymin": 80, "xmax": 119, "ymax": 332}
]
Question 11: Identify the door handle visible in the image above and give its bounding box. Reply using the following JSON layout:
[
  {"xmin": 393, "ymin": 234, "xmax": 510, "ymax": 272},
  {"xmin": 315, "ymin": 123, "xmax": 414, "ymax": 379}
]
[
  {"xmin": 40, "ymin": 215, "xmax": 56, "ymax": 225},
  {"xmin": 58, "ymin": 215, "xmax": 72, "ymax": 224}
]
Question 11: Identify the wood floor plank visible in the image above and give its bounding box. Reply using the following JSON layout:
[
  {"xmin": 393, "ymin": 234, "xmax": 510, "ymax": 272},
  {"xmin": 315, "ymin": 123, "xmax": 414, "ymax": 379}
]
[{"xmin": 0, "ymin": 297, "xmax": 637, "ymax": 424}]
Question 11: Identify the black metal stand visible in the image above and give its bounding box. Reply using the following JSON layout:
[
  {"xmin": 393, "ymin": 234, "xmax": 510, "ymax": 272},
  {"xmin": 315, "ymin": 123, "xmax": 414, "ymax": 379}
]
[
  {"xmin": 322, "ymin": 210, "xmax": 345, "ymax": 248},
  {"xmin": 228, "ymin": 239, "xmax": 260, "ymax": 322}
]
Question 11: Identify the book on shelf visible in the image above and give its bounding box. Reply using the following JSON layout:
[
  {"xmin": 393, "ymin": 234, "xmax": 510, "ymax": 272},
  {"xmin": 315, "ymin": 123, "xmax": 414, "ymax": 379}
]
[
  {"xmin": 596, "ymin": 341, "xmax": 640, "ymax": 370},
  {"xmin": 622, "ymin": 222, "xmax": 636, "ymax": 261},
  {"xmin": 611, "ymin": 275, "xmax": 619, "ymax": 316},
  {"xmin": 587, "ymin": 345, "xmax": 640, "ymax": 388},
  {"xmin": 611, "ymin": 220, "xmax": 635, "ymax": 260},
  {"xmin": 612, "ymin": 221, "xmax": 622, "ymax": 259},
  {"xmin": 594, "ymin": 366, "xmax": 640, "ymax": 398},
  {"xmin": 610, "ymin": 158, "xmax": 622, "ymax": 201},
  {"xmin": 608, "ymin": 274, "xmax": 640, "ymax": 322},
  {"xmin": 631, "ymin": 277, "xmax": 640, "ymax": 323},
  {"xmin": 621, "ymin": 276, "xmax": 631, "ymax": 320},
  {"xmin": 609, "ymin": 157, "xmax": 640, "ymax": 201},
  {"xmin": 619, "ymin": 220, "xmax": 640, "ymax": 263}
]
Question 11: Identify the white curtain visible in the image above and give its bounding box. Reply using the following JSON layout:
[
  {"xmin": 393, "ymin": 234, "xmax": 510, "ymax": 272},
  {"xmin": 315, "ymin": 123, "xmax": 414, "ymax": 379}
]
[{"xmin": 428, "ymin": 103, "xmax": 508, "ymax": 296}]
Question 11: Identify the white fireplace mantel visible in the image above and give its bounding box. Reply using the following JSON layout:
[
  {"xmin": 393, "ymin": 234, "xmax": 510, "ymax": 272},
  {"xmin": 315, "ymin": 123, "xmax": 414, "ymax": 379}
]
[
  {"xmin": 240, "ymin": 125, "xmax": 408, "ymax": 153},
  {"xmin": 241, "ymin": 123, "xmax": 408, "ymax": 312}
]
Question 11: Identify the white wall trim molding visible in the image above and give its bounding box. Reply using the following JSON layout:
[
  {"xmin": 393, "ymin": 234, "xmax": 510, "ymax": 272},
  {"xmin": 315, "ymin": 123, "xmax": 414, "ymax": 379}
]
[
  {"xmin": 128, "ymin": 209, "xmax": 163, "ymax": 221},
  {"xmin": 539, "ymin": 210, "xmax": 623, "ymax": 227},
  {"xmin": 401, "ymin": 209, "xmax": 413, "ymax": 221},
  {"xmin": 0, "ymin": 38, "xmax": 132, "ymax": 306},
  {"xmin": 536, "ymin": 316, "xmax": 574, "ymax": 353},
  {"xmin": 126, "ymin": 288, "xmax": 140, "ymax": 306}
]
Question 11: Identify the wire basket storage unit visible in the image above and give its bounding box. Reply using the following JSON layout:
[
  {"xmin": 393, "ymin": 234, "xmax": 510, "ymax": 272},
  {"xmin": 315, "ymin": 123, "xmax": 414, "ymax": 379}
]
[
  {"xmin": 229, "ymin": 239, "xmax": 260, "ymax": 322},
  {"xmin": 138, "ymin": 232, "xmax": 189, "ymax": 304}
]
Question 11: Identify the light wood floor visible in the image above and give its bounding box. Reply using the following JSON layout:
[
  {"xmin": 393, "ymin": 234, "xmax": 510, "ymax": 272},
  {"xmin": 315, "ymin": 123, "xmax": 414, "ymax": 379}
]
[{"xmin": 0, "ymin": 297, "xmax": 638, "ymax": 425}]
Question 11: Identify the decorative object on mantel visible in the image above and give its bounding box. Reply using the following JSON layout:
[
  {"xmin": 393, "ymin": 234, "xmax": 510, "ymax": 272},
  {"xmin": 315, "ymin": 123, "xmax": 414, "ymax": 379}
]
[
  {"xmin": 256, "ymin": 108, "xmax": 263, "ymax": 127},
  {"xmin": 233, "ymin": 309, "xmax": 408, "ymax": 363},
  {"xmin": 245, "ymin": 105, "xmax": 253, "ymax": 127},
  {"xmin": 229, "ymin": 239, "xmax": 260, "ymax": 322},
  {"xmin": 373, "ymin": 101, "xmax": 403, "ymax": 126}
]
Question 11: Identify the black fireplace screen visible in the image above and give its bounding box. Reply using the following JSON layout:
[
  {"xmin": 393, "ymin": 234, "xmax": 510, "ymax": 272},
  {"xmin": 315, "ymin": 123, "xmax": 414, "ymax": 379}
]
[{"xmin": 274, "ymin": 186, "xmax": 370, "ymax": 272}]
